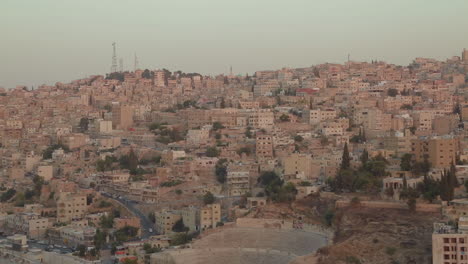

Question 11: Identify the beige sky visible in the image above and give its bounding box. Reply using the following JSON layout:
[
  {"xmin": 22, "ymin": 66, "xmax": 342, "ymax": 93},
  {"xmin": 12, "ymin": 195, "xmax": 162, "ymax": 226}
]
[{"xmin": 1, "ymin": 0, "xmax": 468, "ymax": 88}]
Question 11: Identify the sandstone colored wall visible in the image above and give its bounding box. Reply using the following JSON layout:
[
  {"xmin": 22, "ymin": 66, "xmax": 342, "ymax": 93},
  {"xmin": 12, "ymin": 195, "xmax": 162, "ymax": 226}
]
[
  {"xmin": 335, "ymin": 200, "xmax": 441, "ymax": 213},
  {"xmin": 236, "ymin": 217, "xmax": 293, "ymax": 230}
]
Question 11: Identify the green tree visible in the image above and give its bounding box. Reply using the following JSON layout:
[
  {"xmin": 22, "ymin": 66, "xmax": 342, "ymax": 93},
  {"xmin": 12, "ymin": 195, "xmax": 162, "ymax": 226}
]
[
  {"xmin": 220, "ymin": 97, "xmax": 226, "ymax": 108},
  {"xmin": 215, "ymin": 159, "xmax": 228, "ymax": 183},
  {"xmin": 417, "ymin": 175, "xmax": 439, "ymax": 203},
  {"xmin": 114, "ymin": 226, "xmax": 139, "ymax": 242},
  {"xmin": 279, "ymin": 114, "xmax": 290, "ymax": 122},
  {"xmin": 206, "ymin": 147, "xmax": 220, "ymax": 157},
  {"xmin": 364, "ymin": 159, "xmax": 388, "ymax": 178},
  {"xmin": 143, "ymin": 243, "xmax": 161, "ymax": 254},
  {"xmin": 237, "ymin": 147, "xmax": 251, "ymax": 156},
  {"xmin": 100, "ymin": 214, "xmax": 114, "ymax": 228},
  {"xmin": 24, "ymin": 189, "xmax": 35, "ymax": 200},
  {"xmin": 122, "ymin": 258, "xmax": 138, "ymax": 264},
  {"xmin": 33, "ymin": 175, "xmax": 44, "ymax": 196},
  {"xmin": 387, "ymin": 88, "xmax": 398, "ymax": 97},
  {"xmin": 271, "ymin": 182, "xmax": 297, "ymax": 202},
  {"xmin": 14, "ymin": 192, "xmax": 26, "ymax": 207},
  {"xmin": 324, "ymin": 210, "xmax": 334, "ymax": 226},
  {"xmin": 1, "ymin": 189, "xmax": 16, "ymax": 202},
  {"xmin": 212, "ymin": 122, "xmax": 224, "ymax": 131},
  {"xmin": 401, "ymin": 104, "xmax": 413, "ymax": 110},
  {"xmin": 245, "ymin": 127, "xmax": 253, "ymax": 138},
  {"xmin": 320, "ymin": 136, "xmax": 329, "ymax": 146},
  {"xmin": 142, "ymin": 69, "xmax": 152, "ymax": 79},
  {"xmin": 170, "ymin": 232, "xmax": 190, "ymax": 246},
  {"xmin": 77, "ymin": 244, "xmax": 86, "ymax": 257},
  {"xmin": 120, "ymin": 149, "xmax": 139, "ymax": 174},
  {"xmin": 148, "ymin": 212, "xmax": 156, "ymax": 223},
  {"xmin": 203, "ymin": 192, "xmax": 215, "ymax": 205},
  {"xmin": 341, "ymin": 143, "xmax": 350, "ymax": 170},
  {"xmin": 412, "ymin": 155, "xmax": 432, "ymax": 176},
  {"xmin": 172, "ymin": 219, "xmax": 188, "ymax": 232},
  {"xmin": 42, "ymin": 144, "xmax": 69, "ymax": 159},
  {"xmin": 294, "ymin": 135, "xmax": 303, "ymax": 142},
  {"xmin": 449, "ymin": 163, "xmax": 459, "ymax": 188},
  {"xmin": 79, "ymin": 117, "xmax": 89, "ymax": 131},
  {"xmin": 407, "ymin": 197, "xmax": 416, "ymax": 212},
  {"xmin": 360, "ymin": 149, "xmax": 369, "ymax": 167},
  {"xmin": 400, "ymin": 153, "xmax": 413, "ymax": 171},
  {"xmin": 106, "ymin": 72, "xmax": 124, "ymax": 81},
  {"xmin": 258, "ymin": 171, "xmax": 280, "ymax": 186},
  {"xmin": 385, "ymin": 187, "xmax": 394, "ymax": 198}
]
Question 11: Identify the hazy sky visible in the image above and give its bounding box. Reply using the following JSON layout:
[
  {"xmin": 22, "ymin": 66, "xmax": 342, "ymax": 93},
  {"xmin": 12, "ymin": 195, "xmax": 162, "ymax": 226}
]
[{"xmin": 1, "ymin": 0, "xmax": 468, "ymax": 88}]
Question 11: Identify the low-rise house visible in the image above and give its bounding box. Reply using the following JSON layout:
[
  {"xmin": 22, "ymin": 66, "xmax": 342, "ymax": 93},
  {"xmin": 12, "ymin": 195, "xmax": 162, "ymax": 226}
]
[{"xmin": 2, "ymin": 212, "xmax": 51, "ymax": 239}]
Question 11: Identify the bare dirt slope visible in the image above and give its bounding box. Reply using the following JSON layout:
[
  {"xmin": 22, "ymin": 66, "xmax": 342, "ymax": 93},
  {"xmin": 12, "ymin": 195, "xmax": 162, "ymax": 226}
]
[
  {"xmin": 317, "ymin": 206, "xmax": 440, "ymax": 264},
  {"xmin": 249, "ymin": 195, "xmax": 441, "ymax": 264}
]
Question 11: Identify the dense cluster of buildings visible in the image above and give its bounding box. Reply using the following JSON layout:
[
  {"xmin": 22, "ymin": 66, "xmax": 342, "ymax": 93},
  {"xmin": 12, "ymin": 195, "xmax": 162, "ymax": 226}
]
[{"xmin": 0, "ymin": 49, "xmax": 468, "ymax": 262}]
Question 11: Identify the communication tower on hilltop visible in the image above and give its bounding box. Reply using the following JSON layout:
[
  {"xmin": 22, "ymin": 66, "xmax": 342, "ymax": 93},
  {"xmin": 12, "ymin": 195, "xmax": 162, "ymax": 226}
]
[
  {"xmin": 134, "ymin": 53, "xmax": 139, "ymax": 72},
  {"xmin": 111, "ymin": 42, "xmax": 118, "ymax": 73}
]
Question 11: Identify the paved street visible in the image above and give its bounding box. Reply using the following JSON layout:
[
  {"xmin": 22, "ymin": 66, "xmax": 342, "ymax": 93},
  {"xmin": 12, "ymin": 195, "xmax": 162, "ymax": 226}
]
[{"xmin": 101, "ymin": 193, "xmax": 155, "ymax": 239}]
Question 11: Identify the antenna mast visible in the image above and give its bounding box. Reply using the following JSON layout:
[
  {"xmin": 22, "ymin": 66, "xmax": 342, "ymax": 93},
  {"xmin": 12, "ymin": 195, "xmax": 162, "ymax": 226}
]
[
  {"xmin": 119, "ymin": 58, "xmax": 123, "ymax": 72},
  {"xmin": 134, "ymin": 53, "xmax": 139, "ymax": 72},
  {"xmin": 111, "ymin": 42, "xmax": 118, "ymax": 73}
]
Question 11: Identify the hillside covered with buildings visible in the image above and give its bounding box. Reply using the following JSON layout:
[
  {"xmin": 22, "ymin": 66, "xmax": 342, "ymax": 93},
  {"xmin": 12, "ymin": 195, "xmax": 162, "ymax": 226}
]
[{"xmin": 0, "ymin": 50, "xmax": 468, "ymax": 263}]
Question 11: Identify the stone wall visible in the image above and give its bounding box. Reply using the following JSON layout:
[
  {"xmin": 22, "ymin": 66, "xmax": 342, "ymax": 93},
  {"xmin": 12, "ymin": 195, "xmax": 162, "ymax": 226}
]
[
  {"xmin": 236, "ymin": 217, "xmax": 293, "ymax": 229},
  {"xmin": 335, "ymin": 200, "xmax": 441, "ymax": 213},
  {"xmin": 197, "ymin": 222, "xmax": 236, "ymax": 239}
]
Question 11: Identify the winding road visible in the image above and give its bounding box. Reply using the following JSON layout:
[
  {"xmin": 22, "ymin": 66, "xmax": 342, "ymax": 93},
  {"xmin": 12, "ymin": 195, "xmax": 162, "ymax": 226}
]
[{"xmin": 100, "ymin": 192, "xmax": 155, "ymax": 239}]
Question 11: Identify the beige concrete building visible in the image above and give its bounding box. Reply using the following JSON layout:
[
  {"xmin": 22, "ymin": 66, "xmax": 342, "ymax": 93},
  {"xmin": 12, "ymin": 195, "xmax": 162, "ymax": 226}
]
[
  {"xmin": 100, "ymin": 137, "xmax": 121, "ymax": 149},
  {"xmin": 37, "ymin": 165, "xmax": 54, "ymax": 181},
  {"xmin": 247, "ymin": 109, "xmax": 274, "ymax": 129},
  {"xmin": 155, "ymin": 210, "xmax": 182, "ymax": 235},
  {"xmin": 97, "ymin": 120, "xmax": 113, "ymax": 133},
  {"xmin": 2, "ymin": 213, "xmax": 51, "ymax": 239},
  {"xmin": 112, "ymin": 104, "xmax": 134, "ymax": 130},
  {"xmin": 50, "ymin": 226, "xmax": 96, "ymax": 248},
  {"xmin": 226, "ymin": 170, "xmax": 250, "ymax": 196},
  {"xmin": 181, "ymin": 206, "xmax": 200, "ymax": 233},
  {"xmin": 256, "ymin": 133, "xmax": 274, "ymax": 160},
  {"xmin": 186, "ymin": 128, "xmax": 210, "ymax": 146},
  {"xmin": 305, "ymin": 108, "xmax": 337, "ymax": 125},
  {"xmin": 433, "ymin": 221, "xmax": 468, "ymax": 264},
  {"xmin": 25, "ymin": 151, "xmax": 41, "ymax": 172},
  {"xmin": 60, "ymin": 133, "xmax": 89, "ymax": 150},
  {"xmin": 411, "ymin": 136, "xmax": 458, "ymax": 169},
  {"xmin": 200, "ymin": 203, "xmax": 221, "ymax": 230},
  {"xmin": 283, "ymin": 153, "xmax": 316, "ymax": 180},
  {"xmin": 56, "ymin": 192, "xmax": 88, "ymax": 223}
]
